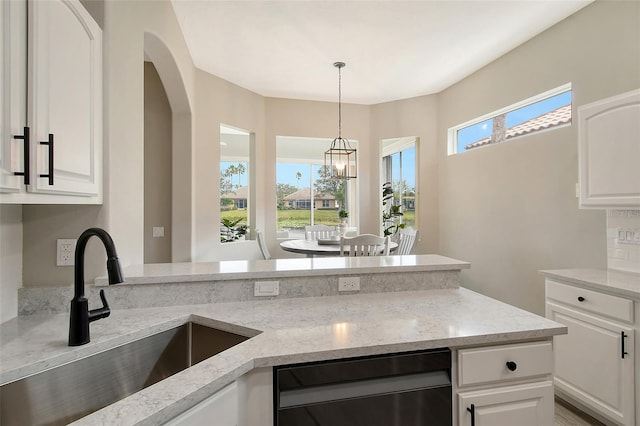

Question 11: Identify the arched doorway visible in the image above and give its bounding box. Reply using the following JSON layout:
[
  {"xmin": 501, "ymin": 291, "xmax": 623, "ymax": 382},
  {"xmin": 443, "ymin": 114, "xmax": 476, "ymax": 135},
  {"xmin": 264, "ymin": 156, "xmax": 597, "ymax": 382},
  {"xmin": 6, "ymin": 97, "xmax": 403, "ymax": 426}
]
[{"xmin": 143, "ymin": 32, "xmax": 193, "ymax": 262}]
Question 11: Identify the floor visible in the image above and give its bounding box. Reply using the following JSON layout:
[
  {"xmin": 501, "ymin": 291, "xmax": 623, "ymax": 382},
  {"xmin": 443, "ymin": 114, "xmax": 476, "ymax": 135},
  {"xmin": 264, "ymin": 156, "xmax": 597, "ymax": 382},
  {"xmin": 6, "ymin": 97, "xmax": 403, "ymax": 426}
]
[{"xmin": 555, "ymin": 398, "xmax": 606, "ymax": 426}]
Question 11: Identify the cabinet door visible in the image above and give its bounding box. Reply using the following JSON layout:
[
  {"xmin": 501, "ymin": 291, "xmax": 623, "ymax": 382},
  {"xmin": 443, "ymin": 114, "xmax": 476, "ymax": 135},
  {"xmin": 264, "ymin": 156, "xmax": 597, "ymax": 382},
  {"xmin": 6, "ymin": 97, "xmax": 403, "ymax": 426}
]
[
  {"xmin": 0, "ymin": 0, "xmax": 27, "ymax": 193},
  {"xmin": 547, "ymin": 301, "xmax": 635, "ymax": 426},
  {"xmin": 28, "ymin": 0, "xmax": 102, "ymax": 196},
  {"xmin": 164, "ymin": 382, "xmax": 238, "ymax": 426},
  {"xmin": 578, "ymin": 89, "xmax": 640, "ymax": 208},
  {"xmin": 458, "ymin": 381, "xmax": 554, "ymax": 426}
]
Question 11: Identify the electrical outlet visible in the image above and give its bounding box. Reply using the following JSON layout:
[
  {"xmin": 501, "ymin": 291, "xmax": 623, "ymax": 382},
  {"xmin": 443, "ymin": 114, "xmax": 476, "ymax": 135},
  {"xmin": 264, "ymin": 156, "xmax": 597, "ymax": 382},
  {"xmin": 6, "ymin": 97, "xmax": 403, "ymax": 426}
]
[
  {"xmin": 57, "ymin": 239, "xmax": 77, "ymax": 266},
  {"xmin": 338, "ymin": 276, "xmax": 360, "ymax": 292}
]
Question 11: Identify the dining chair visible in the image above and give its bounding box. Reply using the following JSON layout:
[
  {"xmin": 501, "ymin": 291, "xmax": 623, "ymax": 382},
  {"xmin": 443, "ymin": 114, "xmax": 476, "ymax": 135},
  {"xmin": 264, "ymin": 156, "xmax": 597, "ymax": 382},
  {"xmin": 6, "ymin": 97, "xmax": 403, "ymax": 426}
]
[
  {"xmin": 394, "ymin": 227, "xmax": 419, "ymax": 255},
  {"xmin": 305, "ymin": 224, "xmax": 338, "ymax": 240},
  {"xmin": 340, "ymin": 234, "xmax": 390, "ymax": 257},
  {"xmin": 256, "ymin": 229, "xmax": 271, "ymax": 260}
]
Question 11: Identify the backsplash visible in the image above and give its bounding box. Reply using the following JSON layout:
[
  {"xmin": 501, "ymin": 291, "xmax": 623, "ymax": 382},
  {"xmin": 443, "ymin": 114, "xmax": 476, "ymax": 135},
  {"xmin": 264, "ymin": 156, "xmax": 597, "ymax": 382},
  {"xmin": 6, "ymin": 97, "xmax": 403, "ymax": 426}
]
[{"xmin": 607, "ymin": 210, "xmax": 640, "ymax": 273}]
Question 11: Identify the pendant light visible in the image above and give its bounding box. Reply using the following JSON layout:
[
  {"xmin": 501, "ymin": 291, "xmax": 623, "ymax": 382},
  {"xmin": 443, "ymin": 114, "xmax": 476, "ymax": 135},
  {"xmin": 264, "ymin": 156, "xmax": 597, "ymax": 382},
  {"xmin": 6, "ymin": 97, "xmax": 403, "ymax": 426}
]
[{"xmin": 324, "ymin": 62, "xmax": 357, "ymax": 180}]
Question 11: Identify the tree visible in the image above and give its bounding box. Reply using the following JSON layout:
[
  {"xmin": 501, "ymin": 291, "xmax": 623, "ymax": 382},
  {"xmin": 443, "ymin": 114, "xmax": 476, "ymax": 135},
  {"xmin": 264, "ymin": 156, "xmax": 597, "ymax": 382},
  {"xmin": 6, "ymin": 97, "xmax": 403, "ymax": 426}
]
[
  {"xmin": 220, "ymin": 170, "xmax": 234, "ymax": 196},
  {"xmin": 234, "ymin": 163, "xmax": 246, "ymax": 187},
  {"xmin": 220, "ymin": 163, "xmax": 247, "ymax": 195},
  {"xmin": 295, "ymin": 171, "xmax": 302, "ymax": 188},
  {"xmin": 392, "ymin": 179, "xmax": 413, "ymax": 197},
  {"xmin": 314, "ymin": 165, "xmax": 345, "ymax": 207},
  {"xmin": 276, "ymin": 183, "xmax": 298, "ymax": 209}
]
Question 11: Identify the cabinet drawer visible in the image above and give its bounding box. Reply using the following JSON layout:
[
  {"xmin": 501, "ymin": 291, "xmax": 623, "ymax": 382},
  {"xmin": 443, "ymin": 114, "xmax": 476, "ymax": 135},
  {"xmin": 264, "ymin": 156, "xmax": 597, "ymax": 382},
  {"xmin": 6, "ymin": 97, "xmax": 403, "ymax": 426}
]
[
  {"xmin": 545, "ymin": 279, "xmax": 633, "ymax": 323},
  {"xmin": 458, "ymin": 342, "xmax": 552, "ymax": 387}
]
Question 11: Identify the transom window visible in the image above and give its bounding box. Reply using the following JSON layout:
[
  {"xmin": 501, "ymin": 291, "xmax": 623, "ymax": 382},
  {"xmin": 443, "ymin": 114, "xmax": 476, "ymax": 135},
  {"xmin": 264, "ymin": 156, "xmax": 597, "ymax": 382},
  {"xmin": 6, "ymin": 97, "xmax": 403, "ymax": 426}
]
[{"xmin": 448, "ymin": 83, "xmax": 572, "ymax": 155}]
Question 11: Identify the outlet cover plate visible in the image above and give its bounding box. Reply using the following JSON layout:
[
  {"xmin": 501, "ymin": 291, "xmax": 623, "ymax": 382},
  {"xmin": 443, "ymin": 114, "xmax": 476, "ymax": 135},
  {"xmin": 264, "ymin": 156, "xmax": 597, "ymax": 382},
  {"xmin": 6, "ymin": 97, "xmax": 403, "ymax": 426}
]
[
  {"xmin": 57, "ymin": 239, "xmax": 77, "ymax": 266},
  {"xmin": 338, "ymin": 276, "xmax": 360, "ymax": 292}
]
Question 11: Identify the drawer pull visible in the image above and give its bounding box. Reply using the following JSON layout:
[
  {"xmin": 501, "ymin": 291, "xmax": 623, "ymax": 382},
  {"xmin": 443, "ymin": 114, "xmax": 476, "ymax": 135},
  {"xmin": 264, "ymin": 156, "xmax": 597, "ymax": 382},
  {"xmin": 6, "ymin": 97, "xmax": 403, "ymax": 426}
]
[
  {"xmin": 506, "ymin": 361, "xmax": 517, "ymax": 371},
  {"xmin": 467, "ymin": 403, "xmax": 475, "ymax": 426},
  {"xmin": 577, "ymin": 296, "xmax": 585, "ymax": 302}
]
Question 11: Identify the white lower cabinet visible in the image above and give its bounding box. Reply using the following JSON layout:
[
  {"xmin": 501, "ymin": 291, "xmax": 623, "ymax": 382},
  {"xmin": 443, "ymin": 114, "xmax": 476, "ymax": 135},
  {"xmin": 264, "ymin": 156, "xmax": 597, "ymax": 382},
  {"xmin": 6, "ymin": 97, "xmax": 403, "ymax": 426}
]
[
  {"xmin": 455, "ymin": 341, "xmax": 555, "ymax": 426},
  {"xmin": 458, "ymin": 381, "xmax": 554, "ymax": 426},
  {"xmin": 164, "ymin": 382, "xmax": 238, "ymax": 426},
  {"xmin": 546, "ymin": 278, "xmax": 636, "ymax": 426}
]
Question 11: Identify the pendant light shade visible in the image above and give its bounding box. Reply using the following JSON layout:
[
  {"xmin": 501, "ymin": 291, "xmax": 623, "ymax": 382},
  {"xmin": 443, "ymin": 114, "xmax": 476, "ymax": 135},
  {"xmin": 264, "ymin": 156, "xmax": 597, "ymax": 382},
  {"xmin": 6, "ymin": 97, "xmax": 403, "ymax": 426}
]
[{"xmin": 324, "ymin": 62, "xmax": 357, "ymax": 180}]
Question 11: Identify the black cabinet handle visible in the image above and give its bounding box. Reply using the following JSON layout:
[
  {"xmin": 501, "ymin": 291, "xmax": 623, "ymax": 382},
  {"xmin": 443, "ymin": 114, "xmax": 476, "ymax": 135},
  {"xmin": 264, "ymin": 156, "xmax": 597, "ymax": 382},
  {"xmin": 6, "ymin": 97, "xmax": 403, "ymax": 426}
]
[
  {"xmin": 578, "ymin": 296, "xmax": 585, "ymax": 302},
  {"xmin": 13, "ymin": 126, "xmax": 30, "ymax": 185},
  {"xmin": 621, "ymin": 331, "xmax": 628, "ymax": 359},
  {"xmin": 39, "ymin": 133, "xmax": 54, "ymax": 185},
  {"xmin": 467, "ymin": 403, "xmax": 475, "ymax": 426},
  {"xmin": 506, "ymin": 361, "xmax": 517, "ymax": 371}
]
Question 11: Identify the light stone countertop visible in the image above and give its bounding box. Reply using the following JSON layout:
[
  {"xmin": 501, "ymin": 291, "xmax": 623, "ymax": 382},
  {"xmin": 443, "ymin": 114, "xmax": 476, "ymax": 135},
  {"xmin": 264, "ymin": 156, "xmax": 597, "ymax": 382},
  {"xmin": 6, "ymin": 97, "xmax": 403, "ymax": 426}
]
[
  {"xmin": 95, "ymin": 254, "xmax": 470, "ymax": 286},
  {"xmin": 540, "ymin": 268, "xmax": 640, "ymax": 300},
  {"xmin": 1, "ymin": 288, "xmax": 566, "ymax": 426}
]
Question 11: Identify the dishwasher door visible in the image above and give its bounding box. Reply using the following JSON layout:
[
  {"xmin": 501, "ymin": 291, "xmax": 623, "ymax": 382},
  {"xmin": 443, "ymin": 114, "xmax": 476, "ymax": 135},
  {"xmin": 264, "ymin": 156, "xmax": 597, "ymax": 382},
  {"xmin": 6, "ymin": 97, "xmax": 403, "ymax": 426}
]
[{"xmin": 274, "ymin": 348, "xmax": 452, "ymax": 426}]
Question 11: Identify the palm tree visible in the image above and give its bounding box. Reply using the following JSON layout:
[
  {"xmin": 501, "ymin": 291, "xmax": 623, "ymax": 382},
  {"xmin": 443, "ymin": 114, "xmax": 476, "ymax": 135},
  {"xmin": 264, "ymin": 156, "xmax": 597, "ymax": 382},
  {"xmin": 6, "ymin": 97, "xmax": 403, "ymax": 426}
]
[
  {"xmin": 235, "ymin": 163, "xmax": 246, "ymax": 188},
  {"xmin": 295, "ymin": 171, "xmax": 302, "ymax": 188}
]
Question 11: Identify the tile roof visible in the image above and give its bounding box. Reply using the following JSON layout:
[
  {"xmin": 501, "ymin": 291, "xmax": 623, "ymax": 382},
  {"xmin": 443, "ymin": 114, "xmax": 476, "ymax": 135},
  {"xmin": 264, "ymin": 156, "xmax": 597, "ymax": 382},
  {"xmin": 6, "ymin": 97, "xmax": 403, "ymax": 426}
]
[
  {"xmin": 465, "ymin": 104, "xmax": 572, "ymax": 150},
  {"xmin": 283, "ymin": 188, "xmax": 335, "ymax": 200}
]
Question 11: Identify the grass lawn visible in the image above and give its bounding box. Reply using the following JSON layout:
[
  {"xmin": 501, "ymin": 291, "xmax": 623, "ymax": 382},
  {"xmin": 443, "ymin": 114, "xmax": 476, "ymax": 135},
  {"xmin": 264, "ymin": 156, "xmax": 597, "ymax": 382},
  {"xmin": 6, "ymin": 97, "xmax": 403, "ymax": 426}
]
[{"xmin": 221, "ymin": 209, "xmax": 415, "ymax": 231}]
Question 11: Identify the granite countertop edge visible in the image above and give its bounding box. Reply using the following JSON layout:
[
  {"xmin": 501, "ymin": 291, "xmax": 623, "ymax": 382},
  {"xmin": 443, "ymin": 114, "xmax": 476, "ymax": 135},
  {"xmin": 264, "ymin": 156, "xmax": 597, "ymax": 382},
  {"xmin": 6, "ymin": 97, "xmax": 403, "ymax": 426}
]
[
  {"xmin": 95, "ymin": 255, "xmax": 471, "ymax": 286},
  {"xmin": 540, "ymin": 268, "xmax": 640, "ymax": 299},
  {"xmin": 1, "ymin": 288, "xmax": 566, "ymax": 426}
]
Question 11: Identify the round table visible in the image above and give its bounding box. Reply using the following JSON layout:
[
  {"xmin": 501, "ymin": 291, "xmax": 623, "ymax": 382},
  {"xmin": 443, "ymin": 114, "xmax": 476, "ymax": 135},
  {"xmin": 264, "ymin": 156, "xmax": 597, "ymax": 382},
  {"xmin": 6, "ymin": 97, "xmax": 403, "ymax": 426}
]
[{"xmin": 279, "ymin": 239, "xmax": 398, "ymax": 257}]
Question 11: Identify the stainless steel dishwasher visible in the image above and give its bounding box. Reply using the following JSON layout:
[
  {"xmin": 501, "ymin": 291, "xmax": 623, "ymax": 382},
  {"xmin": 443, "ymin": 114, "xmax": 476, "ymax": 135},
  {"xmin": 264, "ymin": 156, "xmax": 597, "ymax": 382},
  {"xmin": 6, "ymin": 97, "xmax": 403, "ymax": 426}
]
[{"xmin": 274, "ymin": 348, "xmax": 452, "ymax": 426}]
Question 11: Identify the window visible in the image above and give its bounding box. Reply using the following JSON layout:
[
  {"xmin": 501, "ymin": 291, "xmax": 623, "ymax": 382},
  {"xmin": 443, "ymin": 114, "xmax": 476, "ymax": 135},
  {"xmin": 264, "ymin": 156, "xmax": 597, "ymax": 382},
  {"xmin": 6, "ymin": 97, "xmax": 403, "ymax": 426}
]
[
  {"xmin": 276, "ymin": 136, "xmax": 358, "ymax": 239},
  {"xmin": 220, "ymin": 124, "xmax": 252, "ymax": 243},
  {"xmin": 381, "ymin": 137, "xmax": 418, "ymax": 230},
  {"xmin": 448, "ymin": 84, "xmax": 572, "ymax": 155}
]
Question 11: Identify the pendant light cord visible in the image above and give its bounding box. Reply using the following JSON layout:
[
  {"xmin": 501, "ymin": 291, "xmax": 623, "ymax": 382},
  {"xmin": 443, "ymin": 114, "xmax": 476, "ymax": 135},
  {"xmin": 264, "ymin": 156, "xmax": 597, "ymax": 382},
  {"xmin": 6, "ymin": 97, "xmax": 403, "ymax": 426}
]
[
  {"xmin": 334, "ymin": 61, "xmax": 345, "ymax": 140},
  {"xmin": 338, "ymin": 64, "xmax": 342, "ymax": 139}
]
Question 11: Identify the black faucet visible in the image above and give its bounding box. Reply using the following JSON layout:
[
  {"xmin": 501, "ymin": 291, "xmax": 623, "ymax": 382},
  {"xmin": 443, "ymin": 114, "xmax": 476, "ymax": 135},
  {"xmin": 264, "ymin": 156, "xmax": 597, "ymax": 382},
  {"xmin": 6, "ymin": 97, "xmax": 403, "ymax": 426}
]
[{"xmin": 68, "ymin": 228, "xmax": 124, "ymax": 346}]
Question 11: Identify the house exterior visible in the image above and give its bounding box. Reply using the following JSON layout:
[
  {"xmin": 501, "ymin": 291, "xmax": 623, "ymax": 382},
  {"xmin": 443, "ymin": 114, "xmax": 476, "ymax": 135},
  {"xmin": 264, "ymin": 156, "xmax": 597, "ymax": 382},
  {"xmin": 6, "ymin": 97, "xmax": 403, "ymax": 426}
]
[
  {"xmin": 221, "ymin": 186, "xmax": 248, "ymax": 210},
  {"xmin": 282, "ymin": 188, "xmax": 338, "ymax": 209},
  {"xmin": 465, "ymin": 104, "xmax": 572, "ymax": 151}
]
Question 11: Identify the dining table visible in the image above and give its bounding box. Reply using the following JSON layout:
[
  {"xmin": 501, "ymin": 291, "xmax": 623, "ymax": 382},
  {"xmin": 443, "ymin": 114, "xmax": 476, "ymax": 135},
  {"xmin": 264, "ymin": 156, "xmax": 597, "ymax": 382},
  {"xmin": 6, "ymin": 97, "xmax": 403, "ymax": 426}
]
[{"xmin": 279, "ymin": 238, "xmax": 398, "ymax": 257}]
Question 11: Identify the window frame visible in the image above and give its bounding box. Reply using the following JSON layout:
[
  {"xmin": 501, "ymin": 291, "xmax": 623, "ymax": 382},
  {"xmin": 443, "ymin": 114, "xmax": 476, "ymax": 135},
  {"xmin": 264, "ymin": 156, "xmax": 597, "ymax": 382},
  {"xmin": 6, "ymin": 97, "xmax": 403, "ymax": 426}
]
[
  {"xmin": 276, "ymin": 136, "xmax": 359, "ymax": 239},
  {"xmin": 447, "ymin": 83, "xmax": 572, "ymax": 155},
  {"xmin": 380, "ymin": 136, "xmax": 418, "ymax": 233}
]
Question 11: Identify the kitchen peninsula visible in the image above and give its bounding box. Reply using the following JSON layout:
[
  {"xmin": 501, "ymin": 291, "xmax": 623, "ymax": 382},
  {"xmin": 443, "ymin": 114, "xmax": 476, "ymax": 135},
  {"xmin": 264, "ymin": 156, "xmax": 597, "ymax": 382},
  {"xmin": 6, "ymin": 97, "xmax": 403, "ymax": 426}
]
[{"xmin": 1, "ymin": 255, "xmax": 567, "ymax": 425}]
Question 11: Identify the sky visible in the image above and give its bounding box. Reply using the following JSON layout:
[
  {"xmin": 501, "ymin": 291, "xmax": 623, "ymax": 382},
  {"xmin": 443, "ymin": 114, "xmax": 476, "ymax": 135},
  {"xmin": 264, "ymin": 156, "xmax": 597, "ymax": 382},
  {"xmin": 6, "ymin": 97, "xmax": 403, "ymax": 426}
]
[
  {"xmin": 457, "ymin": 90, "xmax": 572, "ymax": 152},
  {"xmin": 224, "ymin": 150, "xmax": 417, "ymax": 190}
]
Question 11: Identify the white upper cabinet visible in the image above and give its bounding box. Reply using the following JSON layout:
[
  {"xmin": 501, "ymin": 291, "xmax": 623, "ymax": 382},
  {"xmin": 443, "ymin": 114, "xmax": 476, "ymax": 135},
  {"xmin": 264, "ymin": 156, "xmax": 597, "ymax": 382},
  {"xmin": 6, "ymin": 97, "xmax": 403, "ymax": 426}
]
[
  {"xmin": 0, "ymin": 1, "xmax": 27, "ymax": 193},
  {"xmin": 0, "ymin": 0, "xmax": 102, "ymax": 204},
  {"xmin": 578, "ymin": 89, "xmax": 640, "ymax": 209}
]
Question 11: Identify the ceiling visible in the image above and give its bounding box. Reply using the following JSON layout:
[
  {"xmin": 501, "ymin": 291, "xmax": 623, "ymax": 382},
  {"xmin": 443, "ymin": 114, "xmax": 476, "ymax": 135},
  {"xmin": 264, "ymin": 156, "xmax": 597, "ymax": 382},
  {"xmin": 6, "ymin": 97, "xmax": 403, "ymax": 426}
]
[{"xmin": 171, "ymin": 0, "xmax": 592, "ymax": 105}]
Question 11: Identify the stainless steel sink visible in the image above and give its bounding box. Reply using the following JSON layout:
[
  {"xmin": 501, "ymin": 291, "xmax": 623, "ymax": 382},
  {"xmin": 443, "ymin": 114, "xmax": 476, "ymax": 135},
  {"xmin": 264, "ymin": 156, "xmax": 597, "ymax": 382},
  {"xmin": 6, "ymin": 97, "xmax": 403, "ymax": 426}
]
[{"xmin": 0, "ymin": 321, "xmax": 253, "ymax": 426}]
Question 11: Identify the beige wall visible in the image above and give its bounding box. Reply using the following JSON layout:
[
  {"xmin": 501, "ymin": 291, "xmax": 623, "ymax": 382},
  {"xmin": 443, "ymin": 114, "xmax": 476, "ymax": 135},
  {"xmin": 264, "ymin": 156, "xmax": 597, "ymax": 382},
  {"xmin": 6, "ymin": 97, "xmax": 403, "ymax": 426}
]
[
  {"xmin": 0, "ymin": 205, "xmax": 22, "ymax": 321},
  {"xmin": 437, "ymin": 0, "xmax": 640, "ymax": 315},
  {"xmin": 192, "ymin": 68, "xmax": 266, "ymax": 262},
  {"xmin": 370, "ymin": 95, "xmax": 440, "ymax": 254},
  {"xmin": 144, "ymin": 61, "xmax": 172, "ymax": 264}
]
